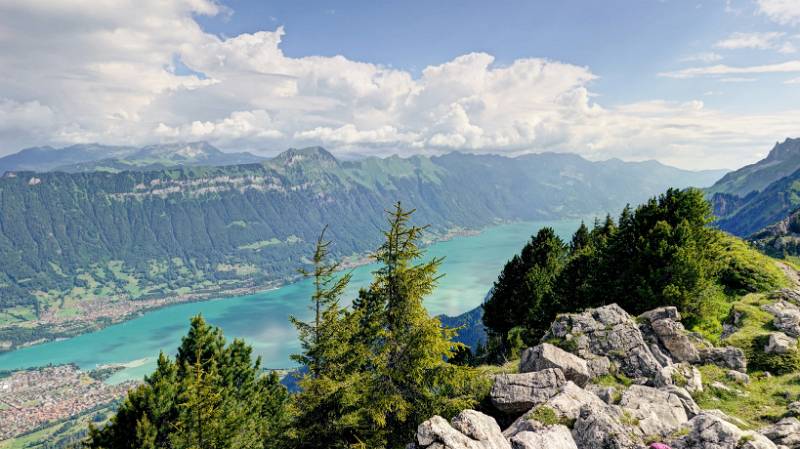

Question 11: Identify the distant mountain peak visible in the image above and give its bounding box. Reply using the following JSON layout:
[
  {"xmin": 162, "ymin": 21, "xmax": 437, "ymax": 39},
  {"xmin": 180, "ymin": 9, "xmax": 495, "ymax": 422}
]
[
  {"xmin": 272, "ymin": 146, "xmax": 338, "ymax": 166},
  {"xmin": 706, "ymin": 136, "xmax": 800, "ymax": 198},
  {"xmin": 136, "ymin": 141, "xmax": 223, "ymax": 160},
  {"xmin": 765, "ymin": 137, "xmax": 800, "ymax": 162}
]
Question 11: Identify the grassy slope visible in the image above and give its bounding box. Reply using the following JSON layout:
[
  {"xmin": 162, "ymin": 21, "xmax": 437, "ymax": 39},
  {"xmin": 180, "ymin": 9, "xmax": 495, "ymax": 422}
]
[{"xmin": 692, "ymin": 255, "xmax": 800, "ymax": 428}]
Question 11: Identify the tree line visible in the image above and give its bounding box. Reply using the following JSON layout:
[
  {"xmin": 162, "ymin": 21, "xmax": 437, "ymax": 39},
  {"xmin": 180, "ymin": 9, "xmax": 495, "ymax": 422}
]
[
  {"xmin": 84, "ymin": 189, "xmax": 784, "ymax": 448},
  {"xmin": 482, "ymin": 188, "xmax": 784, "ymax": 362}
]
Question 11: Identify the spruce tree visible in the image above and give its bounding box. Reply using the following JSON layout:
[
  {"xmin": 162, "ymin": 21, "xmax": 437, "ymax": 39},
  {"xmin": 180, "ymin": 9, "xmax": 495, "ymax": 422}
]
[
  {"xmin": 290, "ymin": 228, "xmax": 358, "ymax": 449},
  {"xmin": 349, "ymin": 203, "xmax": 477, "ymax": 448},
  {"xmin": 86, "ymin": 316, "xmax": 289, "ymax": 449},
  {"xmin": 290, "ymin": 225, "xmax": 352, "ymax": 378}
]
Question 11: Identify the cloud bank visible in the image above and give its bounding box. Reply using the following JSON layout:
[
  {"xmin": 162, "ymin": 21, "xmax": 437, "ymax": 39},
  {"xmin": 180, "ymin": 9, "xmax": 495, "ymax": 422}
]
[{"xmin": 1, "ymin": 0, "xmax": 799, "ymax": 169}]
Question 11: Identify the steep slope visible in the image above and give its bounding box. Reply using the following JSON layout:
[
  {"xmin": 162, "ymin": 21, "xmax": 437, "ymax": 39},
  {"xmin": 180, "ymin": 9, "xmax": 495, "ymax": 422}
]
[
  {"xmin": 713, "ymin": 168, "xmax": 800, "ymax": 236},
  {"xmin": 708, "ymin": 138, "xmax": 800, "ymax": 238},
  {"xmin": 708, "ymin": 137, "xmax": 800, "ymax": 197},
  {"xmin": 749, "ymin": 208, "xmax": 800, "ymax": 256},
  {"xmin": 0, "ymin": 147, "xmax": 721, "ymax": 350}
]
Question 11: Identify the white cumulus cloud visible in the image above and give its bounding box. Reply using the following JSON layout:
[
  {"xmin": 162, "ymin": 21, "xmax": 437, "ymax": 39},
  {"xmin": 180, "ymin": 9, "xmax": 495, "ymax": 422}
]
[
  {"xmin": 0, "ymin": 0, "xmax": 799, "ymax": 169},
  {"xmin": 757, "ymin": 0, "xmax": 800, "ymax": 25}
]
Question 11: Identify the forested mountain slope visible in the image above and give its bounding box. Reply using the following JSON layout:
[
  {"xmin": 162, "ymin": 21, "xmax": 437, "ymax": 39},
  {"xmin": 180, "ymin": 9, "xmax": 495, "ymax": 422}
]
[{"xmin": 0, "ymin": 146, "xmax": 722, "ymax": 349}]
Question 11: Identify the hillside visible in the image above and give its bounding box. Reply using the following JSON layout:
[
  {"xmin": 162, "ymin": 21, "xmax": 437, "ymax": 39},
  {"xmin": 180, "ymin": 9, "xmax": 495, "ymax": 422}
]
[
  {"xmin": 75, "ymin": 191, "xmax": 800, "ymax": 449},
  {"xmin": 0, "ymin": 147, "xmax": 722, "ymax": 351}
]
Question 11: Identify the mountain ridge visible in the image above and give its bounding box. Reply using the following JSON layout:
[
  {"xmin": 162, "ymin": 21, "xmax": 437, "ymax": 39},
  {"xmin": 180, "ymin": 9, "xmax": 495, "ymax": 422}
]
[{"xmin": 0, "ymin": 147, "xmax": 723, "ymax": 352}]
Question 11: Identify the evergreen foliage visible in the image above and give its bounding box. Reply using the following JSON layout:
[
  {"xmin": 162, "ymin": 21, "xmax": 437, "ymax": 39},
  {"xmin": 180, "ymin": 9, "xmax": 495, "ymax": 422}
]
[
  {"xmin": 290, "ymin": 203, "xmax": 483, "ymax": 449},
  {"xmin": 85, "ymin": 316, "xmax": 290, "ymax": 449},
  {"xmin": 482, "ymin": 188, "xmax": 785, "ymax": 360}
]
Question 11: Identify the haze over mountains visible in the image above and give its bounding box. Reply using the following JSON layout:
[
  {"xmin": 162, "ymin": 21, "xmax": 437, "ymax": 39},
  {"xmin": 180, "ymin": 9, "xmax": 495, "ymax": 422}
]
[{"xmin": 0, "ymin": 142, "xmax": 265, "ymax": 174}]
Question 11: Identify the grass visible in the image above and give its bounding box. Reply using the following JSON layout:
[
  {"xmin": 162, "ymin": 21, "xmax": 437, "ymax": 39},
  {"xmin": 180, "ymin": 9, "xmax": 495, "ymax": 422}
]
[
  {"xmin": 525, "ymin": 405, "xmax": 576, "ymax": 428},
  {"xmin": 723, "ymin": 294, "xmax": 800, "ymax": 375},
  {"xmin": 693, "ymin": 364, "xmax": 800, "ymax": 428}
]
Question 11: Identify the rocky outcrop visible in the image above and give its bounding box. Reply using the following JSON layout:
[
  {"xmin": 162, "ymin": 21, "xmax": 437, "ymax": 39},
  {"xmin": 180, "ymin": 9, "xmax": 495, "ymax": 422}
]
[
  {"xmin": 519, "ymin": 343, "xmax": 590, "ymax": 387},
  {"xmin": 698, "ymin": 346, "xmax": 747, "ymax": 372},
  {"xmin": 618, "ymin": 385, "xmax": 689, "ymax": 436},
  {"xmin": 655, "ymin": 363, "xmax": 703, "ymax": 393},
  {"xmin": 670, "ymin": 413, "xmax": 778, "ymax": 449},
  {"xmin": 490, "ymin": 369, "xmax": 566, "ymax": 414},
  {"xmin": 509, "ymin": 426, "xmax": 577, "ymax": 449},
  {"xmin": 544, "ymin": 304, "xmax": 664, "ymax": 380},
  {"xmin": 640, "ymin": 307, "xmax": 701, "ymax": 363},
  {"xmin": 504, "ymin": 382, "xmax": 605, "ymax": 438},
  {"xmin": 762, "ymin": 301, "xmax": 800, "ymax": 338},
  {"xmin": 572, "ymin": 402, "xmax": 642, "ymax": 449},
  {"xmin": 761, "ymin": 418, "xmax": 800, "ymax": 449},
  {"xmin": 417, "ymin": 410, "xmax": 511, "ymax": 449},
  {"xmin": 764, "ymin": 332, "xmax": 798, "ymax": 354},
  {"xmin": 414, "ymin": 303, "xmax": 784, "ymax": 449}
]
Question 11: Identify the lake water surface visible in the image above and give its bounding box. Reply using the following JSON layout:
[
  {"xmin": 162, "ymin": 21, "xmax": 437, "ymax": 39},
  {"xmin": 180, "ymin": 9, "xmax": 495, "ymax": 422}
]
[{"xmin": 0, "ymin": 220, "xmax": 579, "ymax": 382}]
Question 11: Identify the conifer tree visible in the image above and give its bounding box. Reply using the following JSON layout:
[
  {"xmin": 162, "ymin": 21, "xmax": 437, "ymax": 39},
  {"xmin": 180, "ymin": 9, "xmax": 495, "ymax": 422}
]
[
  {"xmin": 290, "ymin": 228, "xmax": 358, "ymax": 449},
  {"xmin": 290, "ymin": 226, "xmax": 352, "ymax": 378},
  {"xmin": 349, "ymin": 203, "xmax": 477, "ymax": 448},
  {"xmin": 86, "ymin": 316, "xmax": 289, "ymax": 449}
]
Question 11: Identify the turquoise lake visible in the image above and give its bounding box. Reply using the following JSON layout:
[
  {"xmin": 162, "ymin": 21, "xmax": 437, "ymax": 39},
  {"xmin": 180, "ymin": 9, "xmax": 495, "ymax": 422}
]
[{"xmin": 0, "ymin": 220, "xmax": 579, "ymax": 383}]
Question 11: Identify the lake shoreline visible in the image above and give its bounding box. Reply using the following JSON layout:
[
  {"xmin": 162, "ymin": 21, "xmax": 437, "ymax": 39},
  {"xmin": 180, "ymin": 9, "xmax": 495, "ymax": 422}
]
[{"xmin": 0, "ymin": 225, "xmax": 489, "ymax": 358}]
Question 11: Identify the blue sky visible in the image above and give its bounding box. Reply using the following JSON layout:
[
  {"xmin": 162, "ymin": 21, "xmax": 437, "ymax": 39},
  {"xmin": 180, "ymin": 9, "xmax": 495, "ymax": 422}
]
[
  {"xmin": 1, "ymin": 0, "xmax": 800, "ymax": 169},
  {"xmin": 196, "ymin": 0, "xmax": 800, "ymax": 111}
]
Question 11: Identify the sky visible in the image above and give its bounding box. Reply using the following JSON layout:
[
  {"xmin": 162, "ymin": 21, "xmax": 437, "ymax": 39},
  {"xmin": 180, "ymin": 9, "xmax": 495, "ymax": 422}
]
[{"xmin": 1, "ymin": 1, "xmax": 800, "ymax": 169}]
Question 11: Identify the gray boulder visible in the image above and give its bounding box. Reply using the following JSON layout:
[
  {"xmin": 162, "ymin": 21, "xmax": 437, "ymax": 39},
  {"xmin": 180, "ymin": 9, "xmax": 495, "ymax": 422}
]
[
  {"xmin": 490, "ymin": 369, "xmax": 566, "ymax": 414},
  {"xmin": 788, "ymin": 401, "xmax": 800, "ymax": 417},
  {"xmin": 544, "ymin": 304, "xmax": 664, "ymax": 380},
  {"xmin": 417, "ymin": 410, "xmax": 511, "ymax": 449},
  {"xmin": 585, "ymin": 384, "xmax": 621, "ymax": 404},
  {"xmin": 586, "ymin": 356, "xmax": 613, "ymax": 378},
  {"xmin": 520, "ymin": 344, "xmax": 590, "ymax": 387},
  {"xmin": 661, "ymin": 385, "xmax": 702, "ymax": 418},
  {"xmin": 510, "ymin": 426, "xmax": 577, "ymax": 449},
  {"xmin": 670, "ymin": 413, "xmax": 778, "ymax": 449},
  {"xmin": 618, "ymin": 385, "xmax": 689, "ymax": 437},
  {"xmin": 639, "ymin": 307, "xmax": 701, "ymax": 363},
  {"xmin": 699, "ymin": 346, "xmax": 747, "ymax": 372},
  {"xmin": 761, "ymin": 418, "xmax": 800, "ymax": 449},
  {"xmin": 726, "ymin": 369, "xmax": 750, "ymax": 385},
  {"xmin": 764, "ymin": 332, "xmax": 798, "ymax": 354},
  {"xmin": 571, "ymin": 403, "xmax": 643, "ymax": 449},
  {"xmin": 655, "ymin": 362, "xmax": 703, "ymax": 393},
  {"xmin": 762, "ymin": 301, "xmax": 800, "ymax": 338},
  {"xmin": 504, "ymin": 382, "xmax": 604, "ymax": 438}
]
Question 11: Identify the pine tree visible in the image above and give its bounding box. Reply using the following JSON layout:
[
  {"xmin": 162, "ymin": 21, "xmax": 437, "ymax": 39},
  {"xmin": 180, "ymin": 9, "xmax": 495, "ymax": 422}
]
[
  {"xmin": 570, "ymin": 221, "xmax": 591, "ymax": 252},
  {"xmin": 290, "ymin": 228, "xmax": 358, "ymax": 449},
  {"xmin": 482, "ymin": 227, "xmax": 567, "ymax": 357},
  {"xmin": 350, "ymin": 203, "xmax": 478, "ymax": 448},
  {"xmin": 290, "ymin": 226, "xmax": 352, "ymax": 378},
  {"xmin": 86, "ymin": 316, "xmax": 289, "ymax": 449}
]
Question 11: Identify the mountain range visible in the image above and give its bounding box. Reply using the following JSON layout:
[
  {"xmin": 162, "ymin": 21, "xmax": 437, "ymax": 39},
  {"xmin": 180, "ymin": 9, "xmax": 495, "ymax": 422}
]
[
  {"xmin": 710, "ymin": 138, "xmax": 800, "ymax": 239},
  {"xmin": 0, "ymin": 143, "xmax": 724, "ymax": 350},
  {"xmin": 0, "ymin": 141, "xmax": 265, "ymax": 174}
]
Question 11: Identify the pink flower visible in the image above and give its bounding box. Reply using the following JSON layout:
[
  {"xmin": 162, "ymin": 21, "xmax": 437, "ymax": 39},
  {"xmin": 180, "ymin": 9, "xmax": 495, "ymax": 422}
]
[{"xmin": 649, "ymin": 444, "xmax": 672, "ymax": 449}]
